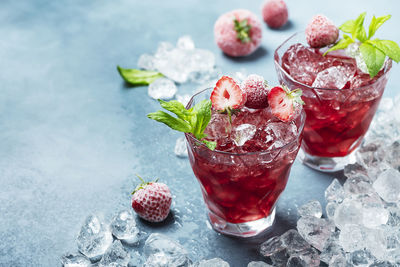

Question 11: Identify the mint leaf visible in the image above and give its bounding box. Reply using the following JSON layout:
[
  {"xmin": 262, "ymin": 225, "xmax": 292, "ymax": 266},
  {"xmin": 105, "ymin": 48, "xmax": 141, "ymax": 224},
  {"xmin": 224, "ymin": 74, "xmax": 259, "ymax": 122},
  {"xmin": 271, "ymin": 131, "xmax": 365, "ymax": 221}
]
[
  {"xmin": 359, "ymin": 42, "xmax": 386, "ymax": 78},
  {"xmin": 158, "ymin": 99, "xmax": 192, "ymax": 121},
  {"xmin": 368, "ymin": 15, "xmax": 391, "ymax": 39},
  {"xmin": 354, "ymin": 12, "xmax": 367, "ymax": 42},
  {"xmin": 117, "ymin": 66, "xmax": 163, "ymax": 85},
  {"xmin": 147, "ymin": 111, "xmax": 192, "ymax": 132},
  {"xmin": 368, "ymin": 39, "xmax": 400, "ymax": 63},
  {"xmin": 324, "ymin": 34, "xmax": 354, "ymax": 55},
  {"xmin": 234, "ymin": 19, "xmax": 251, "ymax": 43},
  {"xmin": 339, "ymin": 20, "xmax": 356, "ymax": 34},
  {"xmin": 202, "ymin": 139, "xmax": 217, "ymax": 150},
  {"xmin": 191, "ymin": 100, "xmax": 212, "ymax": 136}
]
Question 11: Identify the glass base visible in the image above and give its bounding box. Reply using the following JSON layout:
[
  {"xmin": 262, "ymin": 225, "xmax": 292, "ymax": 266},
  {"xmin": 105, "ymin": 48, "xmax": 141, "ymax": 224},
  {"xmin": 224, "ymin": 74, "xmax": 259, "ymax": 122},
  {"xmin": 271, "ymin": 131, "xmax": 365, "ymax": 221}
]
[
  {"xmin": 207, "ymin": 208, "xmax": 276, "ymax": 238},
  {"xmin": 298, "ymin": 148, "xmax": 357, "ymax": 172}
]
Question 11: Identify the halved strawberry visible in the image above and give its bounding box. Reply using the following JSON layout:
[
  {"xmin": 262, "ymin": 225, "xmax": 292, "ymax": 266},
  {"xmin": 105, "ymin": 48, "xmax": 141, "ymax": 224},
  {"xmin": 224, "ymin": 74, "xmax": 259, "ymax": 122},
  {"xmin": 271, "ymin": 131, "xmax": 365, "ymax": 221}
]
[
  {"xmin": 268, "ymin": 86, "xmax": 304, "ymax": 122},
  {"xmin": 210, "ymin": 76, "xmax": 246, "ymax": 111}
]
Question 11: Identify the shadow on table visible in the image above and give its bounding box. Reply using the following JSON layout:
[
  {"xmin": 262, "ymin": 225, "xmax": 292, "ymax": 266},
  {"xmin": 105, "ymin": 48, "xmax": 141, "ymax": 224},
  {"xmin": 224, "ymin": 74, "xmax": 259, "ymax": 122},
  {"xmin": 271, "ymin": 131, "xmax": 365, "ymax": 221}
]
[{"xmin": 222, "ymin": 46, "xmax": 268, "ymax": 63}]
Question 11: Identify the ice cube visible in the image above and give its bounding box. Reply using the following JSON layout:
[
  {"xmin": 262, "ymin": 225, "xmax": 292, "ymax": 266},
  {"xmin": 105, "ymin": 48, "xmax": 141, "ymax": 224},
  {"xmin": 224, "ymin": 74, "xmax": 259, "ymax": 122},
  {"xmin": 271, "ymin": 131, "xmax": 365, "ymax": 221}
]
[
  {"xmin": 286, "ymin": 256, "xmax": 307, "ymax": 267},
  {"xmin": 296, "ymin": 216, "xmax": 335, "ymax": 251},
  {"xmin": 325, "ymin": 202, "xmax": 338, "ymax": 220},
  {"xmin": 280, "ymin": 229, "xmax": 311, "ymax": 253},
  {"xmin": 192, "ymin": 258, "xmax": 230, "ymax": 267},
  {"xmin": 344, "ymin": 163, "xmax": 368, "ymax": 179},
  {"xmin": 98, "ymin": 240, "xmax": 130, "ymax": 267},
  {"xmin": 339, "ymin": 224, "xmax": 366, "ymax": 252},
  {"xmin": 343, "ymin": 175, "xmax": 374, "ymax": 197},
  {"xmin": 143, "ymin": 233, "xmax": 191, "ymax": 266},
  {"xmin": 290, "ymin": 247, "xmax": 320, "ymax": 267},
  {"xmin": 148, "ymin": 78, "xmax": 177, "ymax": 100},
  {"xmin": 297, "ymin": 200, "xmax": 322, "ymax": 218},
  {"xmin": 324, "ymin": 179, "xmax": 345, "ymax": 203},
  {"xmin": 319, "ymin": 231, "xmax": 345, "ymax": 264},
  {"xmin": 312, "ymin": 65, "xmax": 354, "ymax": 89},
  {"xmin": 362, "ymin": 205, "xmax": 389, "ymax": 228},
  {"xmin": 76, "ymin": 215, "xmax": 113, "ymax": 261},
  {"xmin": 155, "ymin": 42, "xmax": 174, "ymax": 58},
  {"xmin": 189, "ymin": 66, "xmax": 221, "ymax": 84},
  {"xmin": 110, "ymin": 210, "xmax": 140, "ymax": 245},
  {"xmin": 203, "ymin": 113, "xmax": 231, "ymax": 141},
  {"xmin": 349, "ymin": 249, "xmax": 376, "ymax": 266},
  {"xmin": 387, "ymin": 205, "xmax": 400, "ymax": 227},
  {"xmin": 384, "ymin": 141, "xmax": 400, "ymax": 170},
  {"xmin": 176, "ymin": 94, "xmax": 191, "ymax": 107},
  {"xmin": 247, "ymin": 261, "xmax": 272, "ymax": 267},
  {"xmin": 174, "ymin": 137, "xmax": 188, "ymax": 158},
  {"xmin": 373, "ymin": 168, "xmax": 400, "ymax": 203},
  {"xmin": 233, "ymin": 124, "xmax": 257, "ymax": 146},
  {"xmin": 231, "ymin": 69, "xmax": 248, "ymax": 83},
  {"xmin": 334, "ymin": 198, "xmax": 363, "ymax": 229},
  {"xmin": 329, "ymin": 254, "xmax": 349, "ymax": 267},
  {"xmin": 138, "ymin": 54, "xmax": 156, "ymax": 70},
  {"xmin": 264, "ymin": 122, "xmax": 297, "ymax": 149},
  {"xmin": 379, "ymin": 97, "xmax": 394, "ymax": 112},
  {"xmin": 61, "ymin": 253, "xmax": 91, "ymax": 267},
  {"xmin": 260, "ymin": 235, "xmax": 285, "ymax": 257},
  {"xmin": 129, "ymin": 250, "xmax": 144, "ymax": 267},
  {"xmin": 176, "ymin": 35, "xmax": 195, "ymax": 50}
]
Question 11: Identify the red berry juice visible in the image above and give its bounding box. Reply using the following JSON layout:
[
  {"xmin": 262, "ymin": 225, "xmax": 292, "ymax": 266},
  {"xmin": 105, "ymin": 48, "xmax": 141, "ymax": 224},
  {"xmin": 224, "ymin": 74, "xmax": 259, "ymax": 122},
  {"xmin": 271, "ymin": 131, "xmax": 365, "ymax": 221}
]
[
  {"xmin": 275, "ymin": 42, "xmax": 392, "ymax": 158},
  {"xmin": 185, "ymin": 96, "xmax": 305, "ymax": 224}
]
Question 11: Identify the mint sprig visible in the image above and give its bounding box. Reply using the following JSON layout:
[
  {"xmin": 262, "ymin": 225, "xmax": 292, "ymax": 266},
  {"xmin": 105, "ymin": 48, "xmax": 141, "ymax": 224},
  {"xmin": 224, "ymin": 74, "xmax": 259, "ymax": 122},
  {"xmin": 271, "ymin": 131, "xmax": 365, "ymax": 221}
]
[
  {"xmin": 234, "ymin": 19, "xmax": 251, "ymax": 43},
  {"xmin": 117, "ymin": 66, "xmax": 164, "ymax": 85},
  {"xmin": 147, "ymin": 99, "xmax": 216, "ymax": 150},
  {"xmin": 324, "ymin": 13, "xmax": 400, "ymax": 78}
]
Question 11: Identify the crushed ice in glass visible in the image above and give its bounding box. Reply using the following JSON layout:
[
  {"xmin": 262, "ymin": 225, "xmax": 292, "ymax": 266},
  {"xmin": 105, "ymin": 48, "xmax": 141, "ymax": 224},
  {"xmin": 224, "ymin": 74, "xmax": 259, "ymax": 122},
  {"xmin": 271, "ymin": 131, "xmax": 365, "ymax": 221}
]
[
  {"xmin": 148, "ymin": 77, "xmax": 177, "ymax": 100},
  {"xmin": 233, "ymin": 124, "xmax": 257, "ymax": 146}
]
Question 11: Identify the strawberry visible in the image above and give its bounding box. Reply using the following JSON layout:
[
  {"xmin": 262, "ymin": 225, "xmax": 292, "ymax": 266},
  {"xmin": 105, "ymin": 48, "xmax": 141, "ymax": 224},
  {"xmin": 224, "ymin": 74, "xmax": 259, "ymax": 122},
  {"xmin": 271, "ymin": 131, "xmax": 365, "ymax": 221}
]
[
  {"xmin": 210, "ymin": 76, "xmax": 246, "ymax": 111},
  {"xmin": 241, "ymin": 74, "xmax": 269, "ymax": 109},
  {"xmin": 305, "ymin": 14, "xmax": 338, "ymax": 48},
  {"xmin": 131, "ymin": 177, "xmax": 172, "ymax": 223},
  {"xmin": 267, "ymin": 86, "xmax": 304, "ymax": 122}
]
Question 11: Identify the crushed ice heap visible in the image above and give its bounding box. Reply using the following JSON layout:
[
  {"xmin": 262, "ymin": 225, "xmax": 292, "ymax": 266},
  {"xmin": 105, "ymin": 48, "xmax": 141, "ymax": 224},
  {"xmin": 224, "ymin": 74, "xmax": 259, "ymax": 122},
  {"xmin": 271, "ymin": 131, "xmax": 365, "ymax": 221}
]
[{"xmin": 260, "ymin": 96, "xmax": 400, "ymax": 266}]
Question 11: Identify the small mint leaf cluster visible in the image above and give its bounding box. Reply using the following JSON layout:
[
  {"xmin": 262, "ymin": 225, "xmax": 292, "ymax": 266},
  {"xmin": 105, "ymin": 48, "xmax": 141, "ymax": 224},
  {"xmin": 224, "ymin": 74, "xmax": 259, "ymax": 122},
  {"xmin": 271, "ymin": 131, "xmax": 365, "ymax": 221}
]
[
  {"xmin": 325, "ymin": 13, "xmax": 400, "ymax": 78},
  {"xmin": 234, "ymin": 19, "xmax": 251, "ymax": 43},
  {"xmin": 117, "ymin": 66, "xmax": 163, "ymax": 85},
  {"xmin": 148, "ymin": 99, "xmax": 216, "ymax": 150}
]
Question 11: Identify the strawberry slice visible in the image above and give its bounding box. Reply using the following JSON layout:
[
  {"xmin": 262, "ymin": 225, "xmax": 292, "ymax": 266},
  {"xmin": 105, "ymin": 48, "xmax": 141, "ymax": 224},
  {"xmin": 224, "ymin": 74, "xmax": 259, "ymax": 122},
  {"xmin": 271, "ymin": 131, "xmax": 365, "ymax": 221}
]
[
  {"xmin": 268, "ymin": 86, "xmax": 304, "ymax": 122},
  {"xmin": 210, "ymin": 76, "xmax": 246, "ymax": 111}
]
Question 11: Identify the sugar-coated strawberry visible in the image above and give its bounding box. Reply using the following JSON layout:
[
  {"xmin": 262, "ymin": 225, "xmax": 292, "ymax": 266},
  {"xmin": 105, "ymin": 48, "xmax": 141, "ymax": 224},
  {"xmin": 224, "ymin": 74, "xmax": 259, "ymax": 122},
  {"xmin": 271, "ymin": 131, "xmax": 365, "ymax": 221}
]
[
  {"xmin": 261, "ymin": 0, "xmax": 289, "ymax": 29},
  {"xmin": 214, "ymin": 9, "xmax": 262, "ymax": 57},
  {"xmin": 241, "ymin": 74, "xmax": 269, "ymax": 109},
  {"xmin": 267, "ymin": 86, "xmax": 304, "ymax": 122},
  {"xmin": 211, "ymin": 76, "xmax": 246, "ymax": 111},
  {"xmin": 131, "ymin": 178, "xmax": 172, "ymax": 223},
  {"xmin": 306, "ymin": 14, "xmax": 338, "ymax": 48}
]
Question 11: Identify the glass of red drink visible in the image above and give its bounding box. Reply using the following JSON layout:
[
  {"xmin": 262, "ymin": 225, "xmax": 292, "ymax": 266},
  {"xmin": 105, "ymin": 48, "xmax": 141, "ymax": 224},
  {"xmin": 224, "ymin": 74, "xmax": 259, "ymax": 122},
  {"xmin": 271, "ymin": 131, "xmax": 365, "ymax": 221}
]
[
  {"xmin": 274, "ymin": 32, "xmax": 392, "ymax": 172},
  {"xmin": 184, "ymin": 88, "xmax": 305, "ymax": 237}
]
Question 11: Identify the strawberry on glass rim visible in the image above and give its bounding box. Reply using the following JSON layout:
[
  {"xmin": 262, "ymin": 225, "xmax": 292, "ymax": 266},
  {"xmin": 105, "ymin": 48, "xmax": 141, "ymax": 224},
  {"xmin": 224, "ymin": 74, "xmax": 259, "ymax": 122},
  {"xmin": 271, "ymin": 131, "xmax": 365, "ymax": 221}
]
[{"xmin": 268, "ymin": 85, "xmax": 304, "ymax": 122}]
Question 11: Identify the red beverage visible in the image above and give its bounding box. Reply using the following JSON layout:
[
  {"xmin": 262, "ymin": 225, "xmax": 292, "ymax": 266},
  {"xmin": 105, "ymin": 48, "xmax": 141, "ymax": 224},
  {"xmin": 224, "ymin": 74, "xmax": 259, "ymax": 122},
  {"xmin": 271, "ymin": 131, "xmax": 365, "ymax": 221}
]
[
  {"xmin": 275, "ymin": 33, "xmax": 392, "ymax": 171},
  {"xmin": 185, "ymin": 88, "xmax": 305, "ymax": 237}
]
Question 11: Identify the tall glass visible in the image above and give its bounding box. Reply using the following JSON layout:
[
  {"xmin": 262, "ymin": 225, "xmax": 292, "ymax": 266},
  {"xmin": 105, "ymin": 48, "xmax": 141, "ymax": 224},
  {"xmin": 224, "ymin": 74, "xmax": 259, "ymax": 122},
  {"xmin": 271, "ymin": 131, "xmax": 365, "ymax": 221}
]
[
  {"xmin": 185, "ymin": 88, "xmax": 305, "ymax": 237},
  {"xmin": 274, "ymin": 32, "xmax": 392, "ymax": 172}
]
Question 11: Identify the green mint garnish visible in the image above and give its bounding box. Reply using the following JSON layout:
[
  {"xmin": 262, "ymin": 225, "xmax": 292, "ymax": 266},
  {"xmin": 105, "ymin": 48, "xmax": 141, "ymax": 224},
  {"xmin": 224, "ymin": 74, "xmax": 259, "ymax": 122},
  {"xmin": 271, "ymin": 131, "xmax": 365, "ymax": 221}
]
[
  {"xmin": 147, "ymin": 99, "xmax": 216, "ymax": 150},
  {"xmin": 324, "ymin": 13, "xmax": 400, "ymax": 78},
  {"xmin": 234, "ymin": 19, "xmax": 251, "ymax": 43},
  {"xmin": 117, "ymin": 66, "xmax": 164, "ymax": 85}
]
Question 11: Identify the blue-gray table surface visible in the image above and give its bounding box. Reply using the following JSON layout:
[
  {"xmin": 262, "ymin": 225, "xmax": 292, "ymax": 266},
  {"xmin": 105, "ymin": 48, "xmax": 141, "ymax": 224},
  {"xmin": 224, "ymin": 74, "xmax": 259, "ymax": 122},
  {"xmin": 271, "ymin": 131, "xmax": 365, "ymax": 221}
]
[{"xmin": 1, "ymin": 0, "xmax": 399, "ymax": 266}]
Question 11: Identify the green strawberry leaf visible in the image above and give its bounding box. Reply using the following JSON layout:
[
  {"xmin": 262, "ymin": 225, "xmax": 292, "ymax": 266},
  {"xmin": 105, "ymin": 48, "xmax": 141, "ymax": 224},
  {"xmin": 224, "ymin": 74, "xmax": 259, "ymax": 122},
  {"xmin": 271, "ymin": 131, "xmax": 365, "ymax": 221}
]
[
  {"xmin": 117, "ymin": 66, "xmax": 163, "ymax": 85},
  {"xmin": 359, "ymin": 42, "xmax": 386, "ymax": 78},
  {"xmin": 234, "ymin": 19, "xmax": 251, "ymax": 43},
  {"xmin": 147, "ymin": 111, "xmax": 192, "ymax": 132},
  {"xmin": 368, "ymin": 15, "xmax": 391, "ymax": 39},
  {"xmin": 368, "ymin": 39, "xmax": 400, "ymax": 63},
  {"xmin": 324, "ymin": 34, "xmax": 354, "ymax": 55}
]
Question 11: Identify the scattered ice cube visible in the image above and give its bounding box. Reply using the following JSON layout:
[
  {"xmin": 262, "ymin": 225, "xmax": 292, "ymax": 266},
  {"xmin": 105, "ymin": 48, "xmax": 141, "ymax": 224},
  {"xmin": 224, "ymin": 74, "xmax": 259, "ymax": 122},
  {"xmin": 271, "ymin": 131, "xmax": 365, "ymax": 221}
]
[
  {"xmin": 176, "ymin": 35, "xmax": 195, "ymax": 50},
  {"xmin": 325, "ymin": 201, "xmax": 338, "ymax": 220},
  {"xmin": 344, "ymin": 163, "xmax": 368, "ymax": 179},
  {"xmin": 98, "ymin": 240, "xmax": 130, "ymax": 267},
  {"xmin": 296, "ymin": 216, "xmax": 335, "ymax": 251},
  {"xmin": 329, "ymin": 254, "xmax": 348, "ymax": 267},
  {"xmin": 233, "ymin": 124, "xmax": 257, "ymax": 146},
  {"xmin": 280, "ymin": 229, "xmax": 311, "ymax": 253},
  {"xmin": 349, "ymin": 249, "xmax": 376, "ymax": 266},
  {"xmin": 138, "ymin": 54, "xmax": 156, "ymax": 70},
  {"xmin": 290, "ymin": 247, "xmax": 320, "ymax": 267},
  {"xmin": 286, "ymin": 256, "xmax": 307, "ymax": 267},
  {"xmin": 143, "ymin": 233, "xmax": 191, "ymax": 266},
  {"xmin": 339, "ymin": 224, "xmax": 365, "ymax": 252},
  {"xmin": 76, "ymin": 215, "xmax": 113, "ymax": 261},
  {"xmin": 176, "ymin": 94, "xmax": 191, "ymax": 107},
  {"xmin": 379, "ymin": 97, "xmax": 394, "ymax": 112},
  {"xmin": 148, "ymin": 78, "xmax": 177, "ymax": 100},
  {"xmin": 61, "ymin": 253, "xmax": 91, "ymax": 267},
  {"xmin": 384, "ymin": 141, "xmax": 400, "ymax": 170},
  {"xmin": 319, "ymin": 232, "xmax": 344, "ymax": 264},
  {"xmin": 343, "ymin": 175, "xmax": 374, "ymax": 196},
  {"xmin": 155, "ymin": 42, "xmax": 174, "ymax": 57},
  {"xmin": 260, "ymin": 235, "xmax": 285, "ymax": 257},
  {"xmin": 192, "ymin": 258, "xmax": 230, "ymax": 267},
  {"xmin": 110, "ymin": 210, "xmax": 140, "ymax": 245},
  {"xmin": 362, "ymin": 204, "xmax": 389, "ymax": 228},
  {"xmin": 174, "ymin": 137, "xmax": 188, "ymax": 158},
  {"xmin": 373, "ymin": 168, "xmax": 400, "ymax": 203},
  {"xmin": 324, "ymin": 179, "xmax": 345, "ymax": 203},
  {"xmin": 247, "ymin": 261, "xmax": 272, "ymax": 267},
  {"xmin": 129, "ymin": 250, "xmax": 144, "ymax": 267},
  {"xmin": 334, "ymin": 198, "xmax": 363, "ymax": 229},
  {"xmin": 297, "ymin": 200, "xmax": 322, "ymax": 218}
]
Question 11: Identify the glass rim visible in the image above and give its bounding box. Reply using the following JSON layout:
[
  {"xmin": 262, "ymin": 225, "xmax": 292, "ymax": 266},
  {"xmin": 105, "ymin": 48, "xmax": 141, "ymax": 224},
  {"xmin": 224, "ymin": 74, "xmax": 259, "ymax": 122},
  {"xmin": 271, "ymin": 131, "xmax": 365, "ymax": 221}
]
[
  {"xmin": 184, "ymin": 87, "xmax": 306, "ymax": 156},
  {"xmin": 274, "ymin": 31, "xmax": 393, "ymax": 92}
]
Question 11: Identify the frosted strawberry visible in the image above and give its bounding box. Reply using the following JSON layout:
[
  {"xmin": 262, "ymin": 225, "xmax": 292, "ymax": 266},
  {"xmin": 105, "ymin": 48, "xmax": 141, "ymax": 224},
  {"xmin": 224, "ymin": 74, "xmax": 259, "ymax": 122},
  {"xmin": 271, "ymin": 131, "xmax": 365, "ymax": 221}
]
[
  {"xmin": 306, "ymin": 14, "xmax": 338, "ymax": 48},
  {"xmin": 268, "ymin": 86, "xmax": 304, "ymax": 122},
  {"xmin": 241, "ymin": 74, "xmax": 269, "ymax": 109},
  {"xmin": 261, "ymin": 0, "xmax": 289, "ymax": 29},
  {"xmin": 210, "ymin": 76, "xmax": 246, "ymax": 111},
  {"xmin": 131, "ymin": 177, "xmax": 172, "ymax": 223}
]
